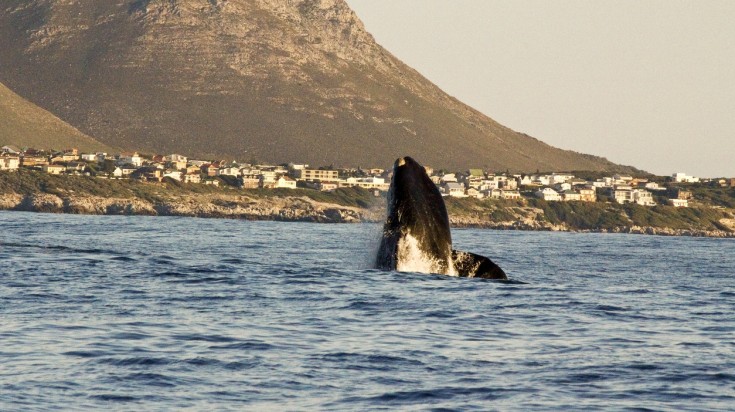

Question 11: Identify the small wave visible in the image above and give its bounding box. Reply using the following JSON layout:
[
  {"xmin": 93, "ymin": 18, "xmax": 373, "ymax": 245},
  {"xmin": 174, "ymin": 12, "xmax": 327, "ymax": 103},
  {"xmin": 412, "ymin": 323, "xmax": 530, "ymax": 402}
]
[
  {"xmin": 99, "ymin": 357, "xmax": 172, "ymax": 367},
  {"xmin": 89, "ymin": 394, "xmax": 139, "ymax": 402},
  {"xmin": 63, "ymin": 350, "xmax": 108, "ymax": 358},
  {"xmin": 209, "ymin": 341, "xmax": 275, "ymax": 351},
  {"xmin": 173, "ymin": 333, "xmax": 238, "ymax": 343}
]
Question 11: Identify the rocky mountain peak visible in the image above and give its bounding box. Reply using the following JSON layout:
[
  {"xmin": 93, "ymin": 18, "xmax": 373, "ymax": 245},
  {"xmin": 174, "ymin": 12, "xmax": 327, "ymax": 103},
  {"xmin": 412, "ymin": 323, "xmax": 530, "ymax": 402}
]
[{"xmin": 0, "ymin": 0, "xmax": 636, "ymax": 172}]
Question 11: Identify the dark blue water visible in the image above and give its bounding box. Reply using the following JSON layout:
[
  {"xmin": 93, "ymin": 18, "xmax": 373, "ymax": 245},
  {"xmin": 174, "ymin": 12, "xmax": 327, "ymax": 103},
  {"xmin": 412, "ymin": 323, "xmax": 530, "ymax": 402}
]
[{"xmin": 1, "ymin": 211, "xmax": 734, "ymax": 411}]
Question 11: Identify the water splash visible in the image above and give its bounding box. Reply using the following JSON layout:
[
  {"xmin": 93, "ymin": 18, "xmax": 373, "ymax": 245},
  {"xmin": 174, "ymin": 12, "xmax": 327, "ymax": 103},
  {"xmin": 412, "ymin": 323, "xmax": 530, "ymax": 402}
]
[{"xmin": 396, "ymin": 232, "xmax": 457, "ymax": 276}]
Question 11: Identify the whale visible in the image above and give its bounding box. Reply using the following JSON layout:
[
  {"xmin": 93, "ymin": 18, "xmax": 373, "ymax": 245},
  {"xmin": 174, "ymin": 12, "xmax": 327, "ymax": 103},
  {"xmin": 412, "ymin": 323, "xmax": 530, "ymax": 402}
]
[{"xmin": 376, "ymin": 156, "xmax": 507, "ymax": 280}]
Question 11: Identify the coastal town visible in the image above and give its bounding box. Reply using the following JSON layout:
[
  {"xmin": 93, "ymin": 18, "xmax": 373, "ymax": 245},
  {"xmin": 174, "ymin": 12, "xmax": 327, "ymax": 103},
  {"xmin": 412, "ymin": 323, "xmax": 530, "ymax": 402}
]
[{"xmin": 1, "ymin": 145, "xmax": 732, "ymax": 209}]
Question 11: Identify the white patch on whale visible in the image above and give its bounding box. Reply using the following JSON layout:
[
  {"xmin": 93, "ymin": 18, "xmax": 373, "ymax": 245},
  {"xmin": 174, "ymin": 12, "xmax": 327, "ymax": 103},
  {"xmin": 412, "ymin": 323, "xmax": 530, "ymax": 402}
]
[{"xmin": 396, "ymin": 231, "xmax": 458, "ymax": 276}]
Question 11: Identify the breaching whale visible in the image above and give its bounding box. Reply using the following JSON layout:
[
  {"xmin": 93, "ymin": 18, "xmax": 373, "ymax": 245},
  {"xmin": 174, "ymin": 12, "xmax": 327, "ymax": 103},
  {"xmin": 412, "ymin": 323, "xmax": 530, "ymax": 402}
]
[{"xmin": 376, "ymin": 157, "xmax": 507, "ymax": 279}]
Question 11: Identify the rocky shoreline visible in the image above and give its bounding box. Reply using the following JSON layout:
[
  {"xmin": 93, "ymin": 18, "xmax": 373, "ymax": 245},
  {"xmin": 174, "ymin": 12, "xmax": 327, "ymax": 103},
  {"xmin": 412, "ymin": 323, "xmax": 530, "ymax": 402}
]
[
  {"xmin": 2, "ymin": 191, "xmax": 734, "ymax": 239},
  {"xmin": 0, "ymin": 192, "xmax": 379, "ymax": 223},
  {"xmin": 449, "ymin": 216, "xmax": 735, "ymax": 238}
]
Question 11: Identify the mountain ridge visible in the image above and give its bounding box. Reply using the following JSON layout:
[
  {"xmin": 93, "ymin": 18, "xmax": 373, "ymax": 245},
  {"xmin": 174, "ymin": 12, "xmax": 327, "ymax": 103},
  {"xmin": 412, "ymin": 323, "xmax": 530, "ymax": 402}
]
[{"xmin": 0, "ymin": 0, "xmax": 639, "ymax": 172}]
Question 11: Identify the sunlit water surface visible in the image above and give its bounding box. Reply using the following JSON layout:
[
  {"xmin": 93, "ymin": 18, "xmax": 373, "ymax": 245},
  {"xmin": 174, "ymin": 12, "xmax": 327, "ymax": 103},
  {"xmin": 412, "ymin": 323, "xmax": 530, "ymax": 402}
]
[{"xmin": 1, "ymin": 211, "xmax": 734, "ymax": 411}]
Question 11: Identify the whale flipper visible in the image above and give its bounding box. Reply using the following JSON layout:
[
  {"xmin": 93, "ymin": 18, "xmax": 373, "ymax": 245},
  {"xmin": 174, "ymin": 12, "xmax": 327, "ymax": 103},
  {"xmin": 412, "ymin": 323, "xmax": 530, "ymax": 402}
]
[{"xmin": 452, "ymin": 250, "xmax": 507, "ymax": 279}]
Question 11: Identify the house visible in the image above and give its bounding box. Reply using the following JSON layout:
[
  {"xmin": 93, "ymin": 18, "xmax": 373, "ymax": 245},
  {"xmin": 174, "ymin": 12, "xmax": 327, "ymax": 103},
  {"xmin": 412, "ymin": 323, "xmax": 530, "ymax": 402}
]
[
  {"xmin": 296, "ymin": 169, "xmax": 339, "ymax": 181},
  {"xmin": 21, "ymin": 155, "xmax": 49, "ymax": 167},
  {"xmin": 554, "ymin": 182, "xmax": 572, "ymax": 192},
  {"xmin": 550, "ymin": 173, "xmax": 574, "ymax": 184},
  {"xmin": 535, "ymin": 188, "xmax": 561, "ymax": 201},
  {"xmin": 669, "ymin": 188, "xmax": 692, "ymax": 200},
  {"xmin": 443, "ymin": 182, "xmax": 466, "ymax": 197},
  {"xmin": 163, "ymin": 170, "xmax": 182, "ymax": 181},
  {"xmin": 183, "ymin": 173, "xmax": 201, "ymax": 184},
  {"xmin": 562, "ymin": 190, "xmax": 581, "ymax": 202},
  {"xmin": 672, "ymin": 172, "xmax": 699, "ymax": 183},
  {"xmin": 1, "ymin": 145, "xmax": 21, "ymax": 155},
  {"xmin": 241, "ymin": 175, "xmax": 260, "ymax": 189},
  {"xmin": 501, "ymin": 190, "xmax": 521, "ymax": 200},
  {"xmin": 66, "ymin": 162, "xmax": 88, "ymax": 174},
  {"xmin": 610, "ymin": 187, "xmax": 633, "ymax": 204},
  {"xmin": 317, "ymin": 181, "xmax": 339, "ymax": 191},
  {"xmin": 487, "ymin": 188, "xmax": 504, "ymax": 199},
  {"xmin": 578, "ymin": 187, "xmax": 597, "ymax": 202},
  {"xmin": 133, "ymin": 166, "xmax": 164, "ymax": 182},
  {"xmin": 466, "ymin": 187, "xmax": 484, "ymax": 199},
  {"xmin": 218, "ymin": 167, "xmax": 241, "ymax": 177},
  {"xmin": 668, "ymin": 199, "xmax": 689, "ymax": 207},
  {"xmin": 80, "ymin": 153, "xmax": 99, "ymax": 162},
  {"xmin": 339, "ymin": 177, "xmax": 390, "ymax": 191},
  {"xmin": 201, "ymin": 164, "xmax": 219, "ymax": 177},
  {"xmin": 644, "ymin": 182, "xmax": 665, "ymax": 191},
  {"xmin": 441, "ymin": 173, "xmax": 458, "ymax": 183},
  {"xmin": 260, "ymin": 171, "xmax": 278, "ymax": 187},
  {"xmin": 274, "ymin": 176, "xmax": 297, "ymax": 189},
  {"xmin": 165, "ymin": 154, "xmax": 188, "ymax": 169},
  {"xmin": 203, "ymin": 178, "xmax": 220, "ymax": 187},
  {"xmin": 0, "ymin": 156, "xmax": 20, "ymax": 171},
  {"xmin": 631, "ymin": 189, "xmax": 655, "ymax": 206},
  {"xmin": 43, "ymin": 164, "xmax": 66, "ymax": 175},
  {"xmin": 118, "ymin": 152, "xmax": 143, "ymax": 167}
]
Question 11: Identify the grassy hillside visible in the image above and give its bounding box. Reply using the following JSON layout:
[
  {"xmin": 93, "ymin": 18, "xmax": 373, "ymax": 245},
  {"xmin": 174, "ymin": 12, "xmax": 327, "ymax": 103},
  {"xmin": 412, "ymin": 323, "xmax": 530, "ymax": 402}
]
[{"xmin": 0, "ymin": 82, "xmax": 113, "ymax": 152}]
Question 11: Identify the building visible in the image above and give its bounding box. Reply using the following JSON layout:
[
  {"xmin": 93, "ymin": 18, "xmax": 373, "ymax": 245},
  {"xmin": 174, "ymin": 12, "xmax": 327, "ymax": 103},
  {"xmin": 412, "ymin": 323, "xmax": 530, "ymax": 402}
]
[
  {"xmin": 317, "ymin": 181, "xmax": 339, "ymax": 191},
  {"xmin": 632, "ymin": 189, "xmax": 656, "ymax": 206},
  {"xmin": 672, "ymin": 172, "xmax": 700, "ymax": 183},
  {"xmin": 1, "ymin": 145, "xmax": 21, "ymax": 155},
  {"xmin": 274, "ymin": 176, "xmax": 297, "ymax": 189},
  {"xmin": 578, "ymin": 187, "xmax": 597, "ymax": 202},
  {"xmin": 241, "ymin": 175, "xmax": 260, "ymax": 189},
  {"xmin": 501, "ymin": 190, "xmax": 521, "ymax": 200},
  {"xmin": 297, "ymin": 169, "xmax": 339, "ymax": 181},
  {"xmin": 535, "ymin": 188, "xmax": 561, "ymax": 201},
  {"xmin": 668, "ymin": 199, "xmax": 689, "ymax": 207},
  {"xmin": 43, "ymin": 164, "xmax": 66, "ymax": 175},
  {"xmin": 0, "ymin": 156, "xmax": 20, "ymax": 171},
  {"xmin": 562, "ymin": 190, "xmax": 581, "ymax": 202},
  {"xmin": 339, "ymin": 177, "xmax": 390, "ymax": 191},
  {"xmin": 118, "ymin": 152, "xmax": 143, "ymax": 167},
  {"xmin": 183, "ymin": 173, "xmax": 201, "ymax": 184},
  {"xmin": 610, "ymin": 186, "xmax": 633, "ymax": 204},
  {"xmin": 443, "ymin": 182, "xmax": 466, "ymax": 197}
]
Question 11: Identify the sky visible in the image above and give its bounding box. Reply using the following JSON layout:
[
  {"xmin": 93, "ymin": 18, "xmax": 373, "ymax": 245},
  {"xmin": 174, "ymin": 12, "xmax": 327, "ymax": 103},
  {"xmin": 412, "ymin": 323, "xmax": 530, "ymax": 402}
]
[{"xmin": 345, "ymin": 0, "xmax": 735, "ymax": 177}]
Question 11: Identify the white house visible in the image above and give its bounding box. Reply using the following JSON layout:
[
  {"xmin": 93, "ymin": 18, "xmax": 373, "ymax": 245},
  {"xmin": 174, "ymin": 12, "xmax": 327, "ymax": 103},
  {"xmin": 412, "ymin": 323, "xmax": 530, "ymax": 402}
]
[
  {"xmin": 0, "ymin": 156, "xmax": 20, "ymax": 171},
  {"xmin": 633, "ymin": 189, "xmax": 656, "ymax": 206},
  {"xmin": 443, "ymin": 182, "xmax": 466, "ymax": 197},
  {"xmin": 163, "ymin": 170, "xmax": 182, "ymax": 181},
  {"xmin": 218, "ymin": 167, "xmax": 241, "ymax": 177},
  {"xmin": 441, "ymin": 173, "xmax": 458, "ymax": 183},
  {"xmin": 118, "ymin": 152, "xmax": 143, "ymax": 167},
  {"xmin": 668, "ymin": 199, "xmax": 689, "ymax": 207},
  {"xmin": 275, "ymin": 176, "xmax": 297, "ymax": 189},
  {"xmin": 611, "ymin": 187, "xmax": 633, "ymax": 204},
  {"xmin": 672, "ymin": 172, "xmax": 700, "ymax": 183},
  {"xmin": 535, "ymin": 188, "xmax": 561, "ymax": 201}
]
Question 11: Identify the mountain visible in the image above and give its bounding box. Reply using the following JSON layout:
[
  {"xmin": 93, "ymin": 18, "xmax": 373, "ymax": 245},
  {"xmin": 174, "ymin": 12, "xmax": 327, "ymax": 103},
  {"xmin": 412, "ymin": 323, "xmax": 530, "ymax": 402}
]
[
  {"xmin": 0, "ymin": 0, "xmax": 636, "ymax": 172},
  {"xmin": 0, "ymin": 81, "xmax": 113, "ymax": 152}
]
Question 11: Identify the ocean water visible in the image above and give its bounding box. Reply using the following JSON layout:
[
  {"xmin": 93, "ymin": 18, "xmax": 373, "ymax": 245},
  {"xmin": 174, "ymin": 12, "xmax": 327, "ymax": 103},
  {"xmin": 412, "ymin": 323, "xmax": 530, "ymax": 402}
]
[{"xmin": 1, "ymin": 211, "xmax": 734, "ymax": 411}]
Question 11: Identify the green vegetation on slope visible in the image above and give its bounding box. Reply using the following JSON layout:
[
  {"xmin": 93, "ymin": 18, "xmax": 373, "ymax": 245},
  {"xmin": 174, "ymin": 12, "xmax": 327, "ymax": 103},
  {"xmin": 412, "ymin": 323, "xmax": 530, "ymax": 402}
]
[{"xmin": 0, "ymin": 169, "xmax": 381, "ymax": 208}]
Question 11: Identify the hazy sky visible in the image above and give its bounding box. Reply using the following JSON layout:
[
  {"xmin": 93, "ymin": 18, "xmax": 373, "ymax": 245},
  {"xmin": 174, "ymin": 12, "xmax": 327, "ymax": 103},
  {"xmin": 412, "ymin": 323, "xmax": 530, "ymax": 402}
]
[{"xmin": 345, "ymin": 0, "xmax": 735, "ymax": 177}]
